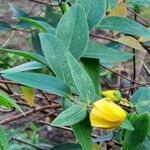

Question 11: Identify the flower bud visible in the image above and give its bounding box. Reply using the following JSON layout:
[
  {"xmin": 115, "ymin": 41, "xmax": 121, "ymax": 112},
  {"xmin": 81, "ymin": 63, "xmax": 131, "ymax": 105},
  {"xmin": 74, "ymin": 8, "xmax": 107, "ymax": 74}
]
[
  {"xmin": 90, "ymin": 98, "xmax": 126, "ymax": 129},
  {"xmin": 120, "ymin": 98, "xmax": 134, "ymax": 108},
  {"xmin": 101, "ymin": 90, "xmax": 122, "ymax": 102}
]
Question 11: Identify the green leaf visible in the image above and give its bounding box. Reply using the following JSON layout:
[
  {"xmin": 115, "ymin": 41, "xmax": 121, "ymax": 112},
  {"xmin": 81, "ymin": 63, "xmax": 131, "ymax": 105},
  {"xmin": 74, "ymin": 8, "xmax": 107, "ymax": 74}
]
[
  {"xmin": 60, "ymin": 3, "xmax": 70, "ymax": 13},
  {"xmin": 137, "ymin": 137, "xmax": 150, "ymax": 150},
  {"xmin": 121, "ymin": 118, "xmax": 134, "ymax": 131},
  {"xmin": 2, "ymin": 72, "xmax": 71, "ymax": 98},
  {"xmin": 135, "ymin": 100, "xmax": 150, "ymax": 113},
  {"xmin": 0, "ymin": 48, "xmax": 48, "ymax": 66},
  {"xmin": 7, "ymin": 127, "xmax": 23, "ymax": 141},
  {"xmin": 17, "ymin": 17, "xmax": 55, "ymax": 34},
  {"xmin": 0, "ymin": 20, "xmax": 11, "ymax": 32},
  {"xmin": 45, "ymin": 4, "xmax": 61, "ymax": 28},
  {"xmin": 137, "ymin": 124, "xmax": 150, "ymax": 150},
  {"xmin": 72, "ymin": 115, "xmax": 92, "ymax": 150},
  {"xmin": 51, "ymin": 144, "xmax": 81, "ymax": 150},
  {"xmin": 51, "ymin": 143, "xmax": 82, "ymax": 150},
  {"xmin": 76, "ymin": 0, "xmax": 106, "ymax": 30},
  {"xmin": 99, "ymin": 16, "xmax": 150, "ymax": 38},
  {"xmin": 9, "ymin": 3, "xmax": 30, "ymax": 17},
  {"xmin": 81, "ymin": 58, "xmax": 101, "ymax": 96},
  {"xmin": 56, "ymin": 4, "xmax": 89, "ymax": 59},
  {"xmin": 131, "ymin": 87, "xmax": 150, "ymax": 105},
  {"xmin": 0, "ymin": 61, "xmax": 45, "ymax": 73},
  {"xmin": 65, "ymin": 52, "xmax": 98, "ymax": 102},
  {"xmin": 16, "ymin": 20, "xmax": 32, "ymax": 29},
  {"xmin": 122, "ymin": 113, "xmax": 150, "ymax": 150},
  {"xmin": 127, "ymin": 0, "xmax": 150, "ymax": 5},
  {"xmin": 131, "ymin": 87, "xmax": 150, "ymax": 113},
  {"xmin": 62, "ymin": 97, "xmax": 74, "ymax": 110},
  {"xmin": 0, "ymin": 91, "xmax": 23, "ymax": 113},
  {"xmin": 15, "ymin": 17, "xmax": 48, "ymax": 29},
  {"xmin": 40, "ymin": 33, "xmax": 97, "ymax": 103},
  {"xmin": 61, "ymin": 99, "xmax": 92, "ymax": 150},
  {"xmin": 31, "ymin": 31, "xmax": 43, "ymax": 54},
  {"xmin": 52, "ymin": 104, "xmax": 87, "ymax": 127},
  {"xmin": 0, "ymin": 126, "xmax": 9, "ymax": 150},
  {"xmin": 39, "ymin": 33, "xmax": 71, "ymax": 79},
  {"xmin": 84, "ymin": 41, "xmax": 133, "ymax": 64},
  {"xmin": 106, "ymin": 0, "xmax": 118, "ymax": 11},
  {"xmin": 21, "ymin": 86, "xmax": 35, "ymax": 107},
  {"xmin": 114, "ymin": 36, "xmax": 145, "ymax": 51}
]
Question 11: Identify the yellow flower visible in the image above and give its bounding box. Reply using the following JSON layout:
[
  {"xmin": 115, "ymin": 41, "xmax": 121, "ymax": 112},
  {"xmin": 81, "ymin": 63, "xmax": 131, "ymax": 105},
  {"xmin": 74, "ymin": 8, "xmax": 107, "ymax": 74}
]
[
  {"xmin": 101, "ymin": 90, "xmax": 134, "ymax": 107},
  {"xmin": 101, "ymin": 90, "xmax": 122, "ymax": 102},
  {"xmin": 90, "ymin": 98, "xmax": 126, "ymax": 129}
]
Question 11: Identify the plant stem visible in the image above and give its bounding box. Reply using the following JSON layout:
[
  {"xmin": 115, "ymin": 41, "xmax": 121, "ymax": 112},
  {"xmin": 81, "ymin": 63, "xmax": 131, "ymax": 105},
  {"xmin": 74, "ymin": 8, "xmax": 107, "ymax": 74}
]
[
  {"xmin": 13, "ymin": 138, "xmax": 47, "ymax": 150},
  {"xmin": 0, "ymin": 104, "xmax": 60, "ymax": 125}
]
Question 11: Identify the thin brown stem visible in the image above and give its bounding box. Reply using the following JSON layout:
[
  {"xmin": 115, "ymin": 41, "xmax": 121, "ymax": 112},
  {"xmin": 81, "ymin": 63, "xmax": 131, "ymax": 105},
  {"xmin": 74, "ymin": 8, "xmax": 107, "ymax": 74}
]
[
  {"xmin": 28, "ymin": 0, "xmax": 59, "ymax": 6},
  {"xmin": 0, "ymin": 76, "xmax": 13, "ymax": 94},
  {"xmin": 90, "ymin": 34, "xmax": 113, "ymax": 41},
  {"xmin": 100, "ymin": 65, "xmax": 147, "ymax": 86},
  {"xmin": 130, "ymin": 13, "xmax": 137, "ymax": 95},
  {"xmin": 13, "ymin": 138, "xmax": 47, "ymax": 150},
  {"xmin": 38, "ymin": 121, "xmax": 98, "ymax": 138},
  {"xmin": 0, "ymin": 79, "xmax": 21, "ymax": 85},
  {"xmin": 0, "ymin": 104, "xmax": 61, "ymax": 125},
  {"xmin": 38, "ymin": 90, "xmax": 52, "ymax": 105},
  {"xmin": 128, "ymin": 7, "xmax": 150, "ymax": 27},
  {"xmin": 0, "ymin": 84, "xmax": 12, "ymax": 94}
]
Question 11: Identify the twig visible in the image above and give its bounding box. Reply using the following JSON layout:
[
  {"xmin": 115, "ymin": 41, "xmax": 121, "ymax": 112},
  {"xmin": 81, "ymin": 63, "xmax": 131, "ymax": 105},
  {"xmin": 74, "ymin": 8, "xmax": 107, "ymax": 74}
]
[
  {"xmin": 10, "ymin": 113, "xmax": 58, "ymax": 150},
  {"xmin": 130, "ymin": 10, "xmax": 137, "ymax": 95},
  {"xmin": 128, "ymin": 7, "xmax": 150, "ymax": 27},
  {"xmin": 100, "ymin": 64, "xmax": 147, "ymax": 86},
  {"xmin": 132, "ymin": 49, "xmax": 136, "ymax": 83},
  {"xmin": 101, "ymin": 76, "xmax": 115, "ymax": 88},
  {"xmin": 117, "ymin": 63, "xmax": 122, "ymax": 88},
  {"xmin": 11, "ymin": 28, "xmax": 32, "ymax": 33},
  {"xmin": 0, "ymin": 84, "xmax": 12, "ymax": 94},
  {"xmin": 38, "ymin": 121, "xmax": 98, "ymax": 138},
  {"xmin": 0, "ymin": 79, "xmax": 21, "ymax": 85},
  {"xmin": 28, "ymin": 0, "xmax": 47, "ymax": 5},
  {"xmin": 0, "ymin": 108, "xmax": 14, "ymax": 113},
  {"xmin": 13, "ymin": 138, "xmax": 46, "ymax": 150},
  {"xmin": 28, "ymin": 0, "xmax": 59, "ymax": 6},
  {"xmin": 38, "ymin": 90, "xmax": 51, "ymax": 105},
  {"xmin": 121, "ymin": 84, "xmax": 145, "ymax": 92},
  {"xmin": 11, "ymin": 93, "xmax": 59, "ymax": 104},
  {"xmin": 90, "ymin": 34, "xmax": 113, "ymax": 41},
  {"xmin": 2, "ymin": 31, "xmax": 15, "ymax": 48},
  {"xmin": 0, "ymin": 76, "xmax": 13, "ymax": 94},
  {"xmin": 16, "ymin": 101, "xmax": 33, "ymax": 107},
  {"xmin": 28, "ymin": 2, "xmax": 39, "ymax": 14},
  {"xmin": 39, "ymin": 121, "xmax": 72, "ymax": 131},
  {"xmin": 143, "ymin": 63, "xmax": 150, "ymax": 76},
  {"xmin": 136, "ymin": 51, "xmax": 147, "ymax": 82},
  {"xmin": 90, "ymin": 33, "xmax": 150, "ymax": 57},
  {"xmin": 0, "ymin": 104, "xmax": 61, "ymax": 125},
  {"xmin": 142, "ymin": 45, "xmax": 150, "ymax": 54}
]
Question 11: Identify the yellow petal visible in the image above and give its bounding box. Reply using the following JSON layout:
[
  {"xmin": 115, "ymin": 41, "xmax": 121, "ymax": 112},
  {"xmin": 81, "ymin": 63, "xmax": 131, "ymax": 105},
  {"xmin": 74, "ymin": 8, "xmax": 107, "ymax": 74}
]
[
  {"xmin": 101, "ymin": 90, "xmax": 122, "ymax": 102},
  {"xmin": 90, "ymin": 109, "xmax": 124, "ymax": 129},
  {"xmin": 109, "ymin": 2, "xmax": 127, "ymax": 17},
  {"xmin": 93, "ymin": 99, "xmax": 124, "ymax": 121},
  {"xmin": 90, "ymin": 98, "xmax": 126, "ymax": 129},
  {"xmin": 101, "ymin": 90, "xmax": 116, "ymax": 100}
]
